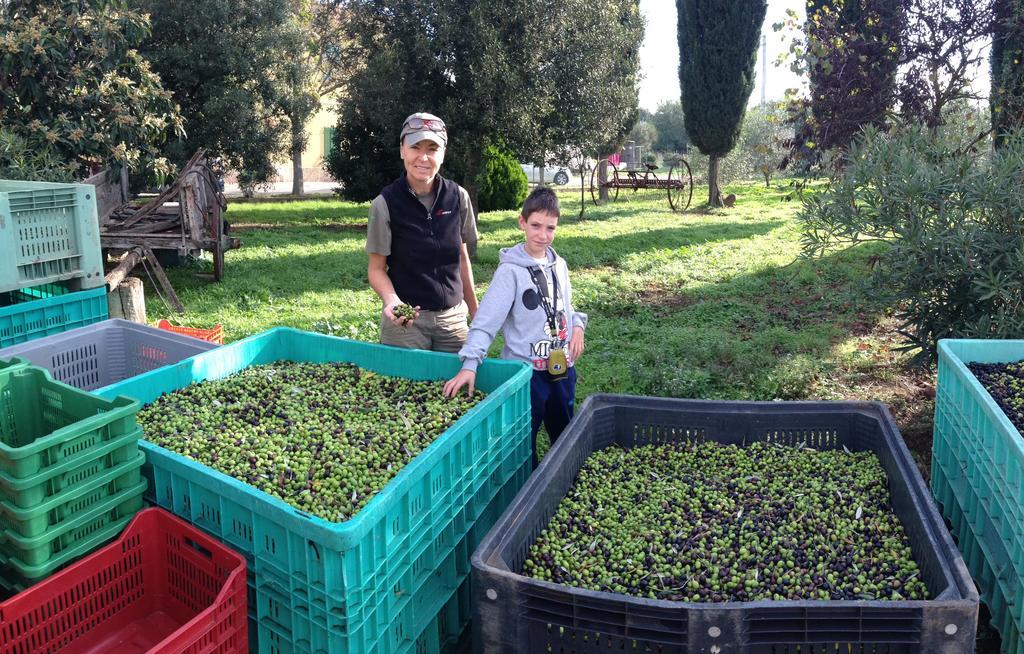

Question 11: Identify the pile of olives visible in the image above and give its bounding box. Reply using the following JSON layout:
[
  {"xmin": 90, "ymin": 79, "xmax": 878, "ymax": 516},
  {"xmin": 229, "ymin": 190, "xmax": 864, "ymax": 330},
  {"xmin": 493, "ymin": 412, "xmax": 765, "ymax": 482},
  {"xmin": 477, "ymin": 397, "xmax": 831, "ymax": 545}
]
[
  {"xmin": 392, "ymin": 304, "xmax": 417, "ymax": 324},
  {"xmin": 136, "ymin": 361, "xmax": 483, "ymax": 522},
  {"xmin": 523, "ymin": 441, "xmax": 929, "ymax": 602},
  {"xmin": 968, "ymin": 360, "xmax": 1024, "ymax": 434}
]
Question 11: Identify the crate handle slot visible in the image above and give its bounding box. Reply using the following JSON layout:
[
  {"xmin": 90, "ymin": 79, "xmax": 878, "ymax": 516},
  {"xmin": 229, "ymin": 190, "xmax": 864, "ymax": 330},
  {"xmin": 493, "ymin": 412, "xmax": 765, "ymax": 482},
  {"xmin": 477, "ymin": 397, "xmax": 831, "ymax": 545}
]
[{"xmin": 185, "ymin": 536, "xmax": 213, "ymax": 560}]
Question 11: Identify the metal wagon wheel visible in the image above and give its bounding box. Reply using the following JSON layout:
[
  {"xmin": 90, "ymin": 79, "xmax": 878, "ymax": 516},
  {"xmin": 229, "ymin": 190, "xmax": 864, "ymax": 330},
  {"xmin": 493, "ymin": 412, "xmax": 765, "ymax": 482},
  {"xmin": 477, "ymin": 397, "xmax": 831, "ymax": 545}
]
[
  {"xmin": 589, "ymin": 159, "xmax": 620, "ymax": 206},
  {"xmin": 667, "ymin": 160, "xmax": 694, "ymax": 212}
]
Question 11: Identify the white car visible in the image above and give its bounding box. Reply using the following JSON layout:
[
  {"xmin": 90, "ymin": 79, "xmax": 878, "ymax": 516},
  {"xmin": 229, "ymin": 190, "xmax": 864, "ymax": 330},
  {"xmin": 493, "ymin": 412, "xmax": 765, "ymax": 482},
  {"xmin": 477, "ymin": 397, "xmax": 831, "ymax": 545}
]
[{"xmin": 520, "ymin": 163, "xmax": 573, "ymax": 185}]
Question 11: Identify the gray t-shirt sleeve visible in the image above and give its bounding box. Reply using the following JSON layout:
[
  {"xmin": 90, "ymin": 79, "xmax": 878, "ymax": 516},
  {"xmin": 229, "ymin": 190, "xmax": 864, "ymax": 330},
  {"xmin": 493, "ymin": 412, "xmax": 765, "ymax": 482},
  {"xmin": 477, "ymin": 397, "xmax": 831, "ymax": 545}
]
[
  {"xmin": 366, "ymin": 195, "xmax": 391, "ymax": 255},
  {"xmin": 459, "ymin": 187, "xmax": 478, "ymax": 245}
]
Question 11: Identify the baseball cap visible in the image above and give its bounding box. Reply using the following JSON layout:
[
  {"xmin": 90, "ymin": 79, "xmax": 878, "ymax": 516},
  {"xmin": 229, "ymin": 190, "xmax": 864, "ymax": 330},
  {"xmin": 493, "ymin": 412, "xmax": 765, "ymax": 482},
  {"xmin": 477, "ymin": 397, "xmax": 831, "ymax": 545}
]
[{"xmin": 400, "ymin": 112, "xmax": 448, "ymax": 147}]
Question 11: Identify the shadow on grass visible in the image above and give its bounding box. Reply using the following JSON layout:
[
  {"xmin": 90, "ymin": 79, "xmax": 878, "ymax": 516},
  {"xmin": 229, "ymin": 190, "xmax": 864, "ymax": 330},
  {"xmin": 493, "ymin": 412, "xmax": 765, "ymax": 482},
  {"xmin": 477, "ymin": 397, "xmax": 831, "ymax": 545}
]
[
  {"xmin": 580, "ymin": 243, "xmax": 892, "ymax": 403},
  {"xmin": 164, "ymin": 229, "xmax": 370, "ymax": 301},
  {"xmin": 226, "ymin": 199, "xmax": 368, "ymax": 228},
  {"xmin": 475, "ymin": 221, "xmax": 785, "ymax": 269}
]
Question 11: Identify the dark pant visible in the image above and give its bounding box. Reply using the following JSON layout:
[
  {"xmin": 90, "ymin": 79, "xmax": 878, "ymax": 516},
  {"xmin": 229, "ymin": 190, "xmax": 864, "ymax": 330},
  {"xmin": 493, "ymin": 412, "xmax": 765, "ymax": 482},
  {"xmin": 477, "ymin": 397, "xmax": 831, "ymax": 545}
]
[{"xmin": 530, "ymin": 366, "xmax": 577, "ymax": 468}]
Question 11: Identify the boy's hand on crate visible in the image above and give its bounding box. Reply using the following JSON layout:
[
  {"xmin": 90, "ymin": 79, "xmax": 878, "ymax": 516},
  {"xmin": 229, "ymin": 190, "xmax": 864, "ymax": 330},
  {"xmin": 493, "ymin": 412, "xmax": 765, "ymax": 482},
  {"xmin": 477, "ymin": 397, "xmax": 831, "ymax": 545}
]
[{"xmin": 444, "ymin": 369, "xmax": 476, "ymax": 398}]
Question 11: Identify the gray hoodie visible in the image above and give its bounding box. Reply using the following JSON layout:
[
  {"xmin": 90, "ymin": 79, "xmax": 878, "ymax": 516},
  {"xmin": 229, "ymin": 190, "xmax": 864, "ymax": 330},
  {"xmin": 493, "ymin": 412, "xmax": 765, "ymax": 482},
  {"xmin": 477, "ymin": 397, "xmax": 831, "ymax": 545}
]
[{"xmin": 459, "ymin": 243, "xmax": 587, "ymax": 373}]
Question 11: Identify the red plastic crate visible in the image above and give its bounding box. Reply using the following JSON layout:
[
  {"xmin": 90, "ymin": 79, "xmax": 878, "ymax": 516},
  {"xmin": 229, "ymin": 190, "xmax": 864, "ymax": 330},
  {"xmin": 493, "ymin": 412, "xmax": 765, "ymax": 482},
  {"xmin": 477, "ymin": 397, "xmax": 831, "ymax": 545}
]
[
  {"xmin": 155, "ymin": 319, "xmax": 224, "ymax": 345},
  {"xmin": 0, "ymin": 507, "xmax": 247, "ymax": 654}
]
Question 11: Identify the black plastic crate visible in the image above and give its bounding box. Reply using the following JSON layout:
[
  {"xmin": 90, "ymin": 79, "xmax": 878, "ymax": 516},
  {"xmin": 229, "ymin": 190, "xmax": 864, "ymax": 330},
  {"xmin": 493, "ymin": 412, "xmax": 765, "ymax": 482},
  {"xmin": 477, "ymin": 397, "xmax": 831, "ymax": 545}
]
[{"xmin": 471, "ymin": 395, "xmax": 979, "ymax": 654}]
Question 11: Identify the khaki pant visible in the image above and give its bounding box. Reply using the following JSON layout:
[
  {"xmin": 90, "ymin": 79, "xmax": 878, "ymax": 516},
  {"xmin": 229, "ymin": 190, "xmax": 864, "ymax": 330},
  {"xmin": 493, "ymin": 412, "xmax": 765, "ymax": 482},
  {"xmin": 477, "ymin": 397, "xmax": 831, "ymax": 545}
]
[{"xmin": 380, "ymin": 301, "xmax": 468, "ymax": 353}]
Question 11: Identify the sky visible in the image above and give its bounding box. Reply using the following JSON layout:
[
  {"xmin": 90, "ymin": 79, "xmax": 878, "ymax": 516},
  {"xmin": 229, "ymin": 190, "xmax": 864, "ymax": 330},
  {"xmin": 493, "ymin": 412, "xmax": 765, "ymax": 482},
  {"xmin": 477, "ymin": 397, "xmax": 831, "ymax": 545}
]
[{"xmin": 638, "ymin": 0, "xmax": 806, "ymax": 112}]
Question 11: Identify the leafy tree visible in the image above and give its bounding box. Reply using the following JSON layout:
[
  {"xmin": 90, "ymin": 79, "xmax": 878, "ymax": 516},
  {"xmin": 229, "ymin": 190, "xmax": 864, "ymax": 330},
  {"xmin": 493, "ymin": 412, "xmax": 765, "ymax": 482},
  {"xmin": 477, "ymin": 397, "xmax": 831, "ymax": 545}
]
[
  {"xmin": 651, "ymin": 100, "xmax": 689, "ymax": 152},
  {"xmin": 327, "ymin": 0, "xmax": 554, "ymax": 206},
  {"xmin": 135, "ymin": 0, "xmax": 301, "ymax": 188},
  {"xmin": 628, "ymin": 121, "xmax": 658, "ymax": 152},
  {"xmin": 898, "ymin": 0, "xmax": 994, "ymax": 129},
  {"xmin": 281, "ymin": 0, "xmax": 360, "ymax": 195},
  {"xmin": 677, "ymin": 0, "xmax": 768, "ymax": 206},
  {"xmin": 0, "ymin": 129, "xmax": 77, "ymax": 182},
  {"xmin": 797, "ymin": 0, "xmax": 904, "ymax": 163},
  {"xmin": 523, "ymin": 0, "xmax": 643, "ymax": 209},
  {"xmin": 992, "ymin": 0, "xmax": 1024, "ymax": 146},
  {"xmin": 776, "ymin": 0, "xmax": 988, "ymax": 160},
  {"xmin": 0, "ymin": 0, "xmax": 181, "ymax": 181},
  {"xmin": 739, "ymin": 102, "xmax": 790, "ymax": 186},
  {"xmin": 327, "ymin": 0, "xmax": 642, "ymax": 216}
]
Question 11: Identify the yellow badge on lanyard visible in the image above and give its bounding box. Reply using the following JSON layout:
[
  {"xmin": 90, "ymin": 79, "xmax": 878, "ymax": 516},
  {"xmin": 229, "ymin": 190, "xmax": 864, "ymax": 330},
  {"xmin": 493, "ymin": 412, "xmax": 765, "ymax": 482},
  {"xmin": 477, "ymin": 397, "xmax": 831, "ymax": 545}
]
[{"xmin": 547, "ymin": 347, "xmax": 568, "ymax": 377}]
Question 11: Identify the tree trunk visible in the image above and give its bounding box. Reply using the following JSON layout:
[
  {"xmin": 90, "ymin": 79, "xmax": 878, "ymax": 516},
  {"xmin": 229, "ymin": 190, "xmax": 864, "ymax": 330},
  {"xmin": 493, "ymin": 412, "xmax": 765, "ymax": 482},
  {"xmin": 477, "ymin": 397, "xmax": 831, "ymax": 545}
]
[
  {"xmin": 598, "ymin": 157, "xmax": 610, "ymax": 202},
  {"xmin": 291, "ymin": 118, "xmax": 305, "ymax": 196},
  {"xmin": 708, "ymin": 155, "xmax": 723, "ymax": 207},
  {"xmin": 578, "ymin": 160, "xmax": 587, "ymax": 219},
  {"xmin": 462, "ymin": 147, "xmax": 482, "ymax": 261},
  {"xmin": 537, "ymin": 164, "xmax": 545, "ymax": 186}
]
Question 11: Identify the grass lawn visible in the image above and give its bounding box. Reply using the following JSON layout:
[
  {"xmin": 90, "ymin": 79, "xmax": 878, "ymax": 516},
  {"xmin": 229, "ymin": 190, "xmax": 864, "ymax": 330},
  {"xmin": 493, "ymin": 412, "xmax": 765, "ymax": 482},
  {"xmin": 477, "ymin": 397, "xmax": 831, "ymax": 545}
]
[
  {"xmin": 152, "ymin": 179, "xmax": 1000, "ymax": 651},
  {"xmin": 157, "ymin": 180, "xmax": 935, "ymax": 473}
]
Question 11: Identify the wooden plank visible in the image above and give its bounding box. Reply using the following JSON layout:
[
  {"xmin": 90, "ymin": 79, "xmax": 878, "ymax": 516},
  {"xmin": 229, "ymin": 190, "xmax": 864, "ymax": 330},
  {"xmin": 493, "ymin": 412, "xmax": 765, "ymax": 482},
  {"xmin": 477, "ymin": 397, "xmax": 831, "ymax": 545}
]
[
  {"xmin": 84, "ymin": 167, "xmax": 129, "ymax": 226},
  {"xmin": 142, "ymin": 247, "xmax": 184, "ymax": 313},
  {"xmin": 119, "ymin": 150, "xmax": 205, "ymax": 228},
  {"xmin": 101, "ymin": 235, "xmax": 189, "ymax": 251}
]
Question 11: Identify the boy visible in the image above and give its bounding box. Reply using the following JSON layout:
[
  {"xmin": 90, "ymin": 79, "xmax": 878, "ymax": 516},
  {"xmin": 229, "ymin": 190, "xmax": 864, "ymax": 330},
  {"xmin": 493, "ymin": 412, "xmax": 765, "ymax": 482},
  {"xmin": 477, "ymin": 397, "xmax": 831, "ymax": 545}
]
[{"xmin": 443, "ymin": 187, "xmax": 586, "ymax": 467}]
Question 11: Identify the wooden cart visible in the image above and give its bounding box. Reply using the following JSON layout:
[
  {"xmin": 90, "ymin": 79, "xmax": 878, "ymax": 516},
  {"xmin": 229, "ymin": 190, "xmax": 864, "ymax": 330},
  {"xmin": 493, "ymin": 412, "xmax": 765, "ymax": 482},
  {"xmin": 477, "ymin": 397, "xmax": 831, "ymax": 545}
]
[{"xmin": 86, "ymin": 150, "xmax": 240, "ymax": 312}]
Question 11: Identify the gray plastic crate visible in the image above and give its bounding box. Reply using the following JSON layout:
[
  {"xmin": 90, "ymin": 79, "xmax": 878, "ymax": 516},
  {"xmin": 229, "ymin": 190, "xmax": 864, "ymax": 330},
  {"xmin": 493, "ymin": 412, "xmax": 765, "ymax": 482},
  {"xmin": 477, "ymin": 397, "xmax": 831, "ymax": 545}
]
[
  {"xmin": 0, "ymin": 319, "xmax": 218, "ymax": 391},
  {"xmin": 472, "ymin": 395, "xmax": 979, "ymax": 654}
]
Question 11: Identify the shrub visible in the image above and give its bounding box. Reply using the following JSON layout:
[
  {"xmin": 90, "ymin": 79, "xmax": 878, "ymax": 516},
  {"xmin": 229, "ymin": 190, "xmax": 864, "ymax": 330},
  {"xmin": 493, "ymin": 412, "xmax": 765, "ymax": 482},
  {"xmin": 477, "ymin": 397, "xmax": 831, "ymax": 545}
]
[
  {"xmin": 0, "ymin": 129, "xmax": 77, "ymax": 182},
  {"xmin": 799, "ymin": 126, "xmax": 1024, "ymax": 364},
  {"xmin": 476, "ymin": 143, "xmax": 528, "ymax": 212}
]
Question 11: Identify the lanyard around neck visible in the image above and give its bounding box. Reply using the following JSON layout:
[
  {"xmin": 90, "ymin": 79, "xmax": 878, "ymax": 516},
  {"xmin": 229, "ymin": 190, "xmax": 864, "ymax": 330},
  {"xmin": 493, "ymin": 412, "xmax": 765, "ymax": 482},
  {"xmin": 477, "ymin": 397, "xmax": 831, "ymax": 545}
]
[{"xmin": 528, "ymin": 265, "xmax": 559, "ymax": 334}]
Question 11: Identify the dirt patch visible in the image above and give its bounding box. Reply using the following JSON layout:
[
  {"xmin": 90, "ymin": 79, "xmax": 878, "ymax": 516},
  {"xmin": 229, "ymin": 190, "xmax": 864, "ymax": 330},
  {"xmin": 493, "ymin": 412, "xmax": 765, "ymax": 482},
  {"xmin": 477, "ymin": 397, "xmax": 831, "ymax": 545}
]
[
  {"xmin": 633, "ymin": 282, "xmax": 695, "ymax": 310},
  {"xmin": 812, "ymin": 317, "xmax": 937, "ymax": 481}
]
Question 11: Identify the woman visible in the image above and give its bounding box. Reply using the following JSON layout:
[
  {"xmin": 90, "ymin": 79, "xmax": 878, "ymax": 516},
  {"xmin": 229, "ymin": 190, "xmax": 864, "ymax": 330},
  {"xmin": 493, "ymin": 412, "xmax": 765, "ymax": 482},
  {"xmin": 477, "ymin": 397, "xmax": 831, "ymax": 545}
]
[{"xmin": 365, "ymin": 112, "xmax": 478, "ymax": 352}]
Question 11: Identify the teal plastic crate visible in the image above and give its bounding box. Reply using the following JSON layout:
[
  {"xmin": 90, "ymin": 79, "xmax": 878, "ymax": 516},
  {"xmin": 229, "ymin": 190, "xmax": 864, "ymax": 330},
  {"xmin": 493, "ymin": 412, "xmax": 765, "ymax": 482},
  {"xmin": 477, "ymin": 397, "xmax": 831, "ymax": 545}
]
[
  {"xmin": 0, "ymin": 284, "xmax": 108, "ymax": 348},
  {"xmin": 933, "ymin": 458, "xmax": 1024, "ymax": 653},
  {"xmin": 0, "ymin": 180, "xmax": 105, "ymax": 294},
  {"xmin": 96, "ymin": 327, "xmax": 532, "ymax": 654},
  {"xmin": 932, "ymin": 338, "xmax": 1024, "ymax": 654}
]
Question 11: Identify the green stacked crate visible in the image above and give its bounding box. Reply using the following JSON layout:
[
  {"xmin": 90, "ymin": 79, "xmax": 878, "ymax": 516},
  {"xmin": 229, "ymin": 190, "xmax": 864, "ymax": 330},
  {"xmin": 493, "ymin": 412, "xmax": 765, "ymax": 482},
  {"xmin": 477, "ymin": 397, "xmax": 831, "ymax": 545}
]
[{"xmin": 0, "ymin": 365, "xmax": 146, "ymax": 591}]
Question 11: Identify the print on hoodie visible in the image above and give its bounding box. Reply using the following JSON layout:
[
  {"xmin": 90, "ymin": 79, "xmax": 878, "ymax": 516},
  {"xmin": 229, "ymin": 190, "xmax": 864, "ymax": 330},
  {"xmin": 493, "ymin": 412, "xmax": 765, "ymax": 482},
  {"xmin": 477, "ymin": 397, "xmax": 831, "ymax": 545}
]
[{"xmin": 457, "ymin": 243, "xmax": 587, "ymax": 374}]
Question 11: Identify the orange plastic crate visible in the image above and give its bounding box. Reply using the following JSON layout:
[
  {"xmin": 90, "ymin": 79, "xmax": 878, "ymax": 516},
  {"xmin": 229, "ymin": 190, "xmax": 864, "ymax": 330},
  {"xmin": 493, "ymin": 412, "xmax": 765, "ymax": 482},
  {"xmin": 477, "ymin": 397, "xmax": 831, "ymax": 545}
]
[
  {"xmin": 155, "ymin": 319, "xmax": 224, "ymax": 345},
  {"xmin": 0, "ymin": 507, "xmax": 247, "ymax": 654}
]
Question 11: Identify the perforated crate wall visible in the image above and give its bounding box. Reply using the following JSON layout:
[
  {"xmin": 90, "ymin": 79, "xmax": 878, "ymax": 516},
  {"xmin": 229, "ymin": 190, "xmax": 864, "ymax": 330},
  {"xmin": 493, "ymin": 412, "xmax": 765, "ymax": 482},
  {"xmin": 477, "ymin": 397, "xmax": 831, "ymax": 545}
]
[
  {"xmin": 0, "ymin": 180, "xmax": 104, "ymax": 294},
  {"xmin": 473, "ymin": 395, "xmax": 979, "ymax": 654},
  {"xmin": 97, "ymin": 328, "xmax": 532, "ymax": 654}
]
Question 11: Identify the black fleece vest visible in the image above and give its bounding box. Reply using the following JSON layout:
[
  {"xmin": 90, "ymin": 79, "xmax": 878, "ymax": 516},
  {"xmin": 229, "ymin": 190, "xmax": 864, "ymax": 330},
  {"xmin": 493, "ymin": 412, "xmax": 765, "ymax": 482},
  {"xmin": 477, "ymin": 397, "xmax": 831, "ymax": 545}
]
[{"xmin": 381, "ymin": 175, "xmax": 463, "ymax": 311}]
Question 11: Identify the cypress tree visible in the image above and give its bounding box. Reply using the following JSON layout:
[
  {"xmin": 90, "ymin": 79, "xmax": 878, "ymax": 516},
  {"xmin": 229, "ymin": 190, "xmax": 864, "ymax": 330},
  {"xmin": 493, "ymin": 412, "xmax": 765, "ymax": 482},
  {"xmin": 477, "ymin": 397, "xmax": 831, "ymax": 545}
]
[
  {"xmin": 802, "ymin": 0, "xmax": 903, "ymax": 156},
  {"xmin": 992, "ymin": 0, "xmax": 1024, "ymax": 147},
  {"xmin": 676, "ymin": 0, "xmax": 768, "ymax": 207}
]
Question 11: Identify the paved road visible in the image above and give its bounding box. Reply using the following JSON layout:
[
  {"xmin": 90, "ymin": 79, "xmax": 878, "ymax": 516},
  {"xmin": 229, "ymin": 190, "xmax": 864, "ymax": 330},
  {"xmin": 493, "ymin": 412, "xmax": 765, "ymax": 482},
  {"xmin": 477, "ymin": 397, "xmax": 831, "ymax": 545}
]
[{"xmin": 223, "ymin": 180, "xmax": 337, "ymax": 198}]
